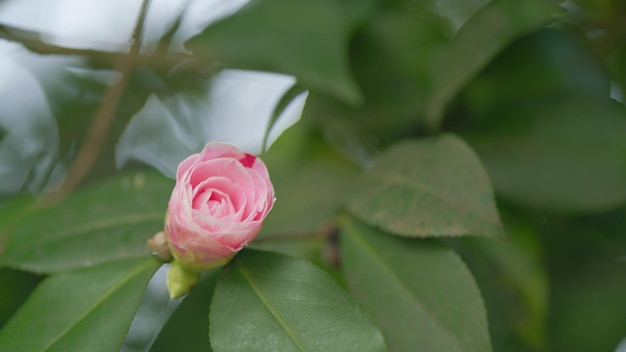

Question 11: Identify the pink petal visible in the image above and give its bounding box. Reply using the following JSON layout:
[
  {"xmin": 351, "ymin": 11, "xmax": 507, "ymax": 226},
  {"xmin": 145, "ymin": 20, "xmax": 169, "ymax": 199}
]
[
  {"xmin": 199, "ymin": 142, "xmax": 245, "ymax": 162},
  {"xmin": 239, "ymin": 153, "xmax": 257, "ymax": 168},
  {"xmin": 176, "ymin": 153, "xmax": 200, "ymax": 180},
  {"xmin": 188, "ymin": 158, "xmax": 251, "ymax": 189},
  {"xmin": 192, "ymin": 176, "xmax": 246, "ymax": 219}
]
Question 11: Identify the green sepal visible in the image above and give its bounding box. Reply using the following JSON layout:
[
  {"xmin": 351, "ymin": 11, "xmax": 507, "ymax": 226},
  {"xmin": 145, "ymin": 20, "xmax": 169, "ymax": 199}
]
[{"xmin": 167, "ymin": 260, "xmax": 200, "ymax": 299}]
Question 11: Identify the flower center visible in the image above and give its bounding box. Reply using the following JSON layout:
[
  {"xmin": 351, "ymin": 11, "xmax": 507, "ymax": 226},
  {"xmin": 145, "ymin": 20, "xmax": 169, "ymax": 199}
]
[{"xmin": 207, "ymin": 193, "xmax": 224, "ymax": 213}]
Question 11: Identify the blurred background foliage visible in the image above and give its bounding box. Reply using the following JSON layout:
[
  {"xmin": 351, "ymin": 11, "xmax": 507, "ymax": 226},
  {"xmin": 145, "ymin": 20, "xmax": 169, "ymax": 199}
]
[{"xmin": 1, "ymin": 0, "xmax": 626, "ymax": 351}]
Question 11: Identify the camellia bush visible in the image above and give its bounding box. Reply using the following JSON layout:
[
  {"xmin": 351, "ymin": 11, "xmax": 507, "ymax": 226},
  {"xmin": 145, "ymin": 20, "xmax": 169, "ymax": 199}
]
[{"xmin": 2, "ymin": 0, "xmax": 626, "ymax": 351}]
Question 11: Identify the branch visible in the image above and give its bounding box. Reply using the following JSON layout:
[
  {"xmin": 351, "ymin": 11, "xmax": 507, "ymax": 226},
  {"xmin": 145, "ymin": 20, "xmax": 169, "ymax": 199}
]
[
  {"xmin": 0, "ymin": 22, "xmax": 197, "ymax": 69},
  {"xmin": 44, "ymin": 0, "xmax": 153, "ymax": 203}
]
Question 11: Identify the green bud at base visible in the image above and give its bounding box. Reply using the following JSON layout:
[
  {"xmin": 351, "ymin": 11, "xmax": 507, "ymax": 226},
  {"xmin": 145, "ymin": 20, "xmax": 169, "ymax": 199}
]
[{"xmin": 167, "ymin": 260, "xmax": 200, "ymax": 299}]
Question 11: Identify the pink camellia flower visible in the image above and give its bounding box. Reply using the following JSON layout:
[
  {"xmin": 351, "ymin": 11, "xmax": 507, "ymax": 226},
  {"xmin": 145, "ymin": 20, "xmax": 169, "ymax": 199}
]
[{"xmin": 165, "ymin": 142, "xmax": 275, "ymax": 272}]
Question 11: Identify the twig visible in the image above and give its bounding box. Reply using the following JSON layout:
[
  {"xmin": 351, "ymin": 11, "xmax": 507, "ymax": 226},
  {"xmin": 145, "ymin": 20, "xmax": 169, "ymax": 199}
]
[
  {"xmin": 0, "ymin": 22, "xmax": 195, "ymax": 69},
  {"xmin": 44, "ymin": 0, "xmax": 152, "ymax": 203}
]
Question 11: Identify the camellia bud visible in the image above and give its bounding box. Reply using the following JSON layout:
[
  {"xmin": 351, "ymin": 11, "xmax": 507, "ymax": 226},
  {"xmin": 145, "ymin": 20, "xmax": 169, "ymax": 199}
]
[
  {"xmin": 164, "ymin": 142, "xmax": 275, "ymax": 276},
  {"xmin": 147, "ymin": 231, "xmax": 173, "ymax": 261}
]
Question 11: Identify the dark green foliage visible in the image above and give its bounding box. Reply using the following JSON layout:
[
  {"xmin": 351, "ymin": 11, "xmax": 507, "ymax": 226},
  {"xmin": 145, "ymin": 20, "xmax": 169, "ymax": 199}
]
[{"xmin": 2, "ymin": 0, "xmax": 626, "ymax": 351}]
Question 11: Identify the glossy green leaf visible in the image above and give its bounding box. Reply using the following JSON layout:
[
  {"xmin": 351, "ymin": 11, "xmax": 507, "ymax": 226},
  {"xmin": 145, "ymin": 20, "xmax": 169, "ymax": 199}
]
[
  {"xmin": 550, "ymin": 268, "xmax": 626, "ymax": 352},
  {"xmin": 324, "ymin": 10, "xmax": 446, "ymax": 129},
  {"xmin": 463, "ymin": 97, "xmax": 626, "ymax": 212},
  {"xmin": 348, "ymin": 134, "xmax": 503, "ymax": 238},
  {"xmin": 390, "ymin": 0, "xmax": 490, "ymax": 35},
  {"xmin": 260, "ymin": 158, "xmax": 356, "ymax": 237},
  {"xmin": 0, "ymin": 268, "xmax": 41, "ymax": 327},
  {"xmin": 186, "ymin": 0, "xmax": 378, "ymax": 104},
  {"xmin": 0, "ymin": 172, "xmax": 173, "ymax": 273},
  {"xmin": 458, "ymin": 29, "xmax": 626, "ymax": 212},
  {"xmin": 426, "ymin": 0, "xmax": 491, "ymax": 34},
  {"xmin": 210, "ymin": 249, "xmax": 387, "ymax": 352},
  {"xmin": 151, "ymin": 270, "xmax": 220, "ymax": 352},
  {"xmin": 0, "ymin": 56, "xmax": 63, "ymax": 196},
  {"xmin": 259, "ymin": 122, "xmax": 358, "ymax": 238},
  {"xmin": 115, "ymin": 94, "xmax": 202, "ymax": 178},
  {"xmin": 341, "ymin": 220, "xmax": 492, "ymax": 352},
  {"xmin": 608, "ymin": 46, "xmax": 626, "ymax": 103},
  {"xmin": 424, "ymin": 0, "xmax": 559, "ymax": 127},
  {"xmin": 0, "ymin": 195, "xmax": 35, "ymax": 236},
  {"xmin": 0, "ymin": 257, "xmax": 160, "ymax": 352},
  {"xmin": 455, "ymin": 213, "xmax": 549, "ymax": 352},
  {"xmin": 540, "ymin": 214, "xmax": 626, "ymax": 352},
  {"xmin": 262, "ymin": 83, "xmax": 307, "ymax": 152},
  {"xmin": 461, "ymin": 29, "xmax": 610, "ymax": 117}
]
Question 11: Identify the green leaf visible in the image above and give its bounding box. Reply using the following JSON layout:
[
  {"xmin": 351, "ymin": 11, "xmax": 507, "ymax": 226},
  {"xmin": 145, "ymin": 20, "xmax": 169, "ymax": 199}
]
[
  {"xmin": 348, "ymin": 134, "xmax": 503, "ymax": 238},
  {"xmin": 186, "ymin": 0, "xmax": 379, "ymax": 104},
  {"xmin": 463, "ymin": 97, "xmax": 626, "ymax": 212},
  {"xmin": 550, "ymin": 267, "xmax": 626, "ymax": 352},
  {"xmin": 334, "ymin": 10, "xmax": 447, "ymax": 128},
  {"xmin": 262, "ymin": 83, "xmax": 308, "ymax": 152},
  {"xmin": 0, "ymin": 172, "xmax": 173, "ymax": 273},
  {"xmin": 210, "ymin": 249, "xmax": 387, "ymax": 352},
  {"xmin": 424, "ymin": 0, "xmax": 559, "ymax": 127},
  {"xmin": 457, "ymin": 29, "xmax": 626, "ymax": 212},
  {"xmin": 425, "ymin": 0, "xmax": 491, "ymax": 34},
  {"xmin": 0, "ymin": 257, "xmax": 160, "ymax": 352},
  {"xmin": 540, "ymin": 214, "xmax": 626, "ymax": 352},
  {"xmin": 0, "ymin": 195, "xmax": 36, "ymax": 234},
  {"xmin": 461, "ymin": 29, "xmax": 610, "ymax": 117},
  {"xmin": 608, "ymin": 46, "xmax": 626, "ymax": 103},
  {"xmin": 341, "ymin": 220, "xmax": 492, "ymax": 352},
  {"xmin": 455, "ymin": 211, "xmax": 549, "ymax": 351},
  {"xmin": 0, "ymin": 268, "xmax": 42, "ymax": 327},
  {"xmin": 115, "ymin": 94, "xmax": 202, "ymax": 178},
  {"xmin": 259, "ymin": 121, "xmax": 358, "ymax": 238},
  {"xmin": 261, "ymin": 158, "xmax": 356, "ymax": 237},
  {"xmin": 389, "ymin": 0, "xmax": 490, "ymax": 36},
  {"xmin": 151, "ymin": 270, "xmax": 220, "ymax": 352}
]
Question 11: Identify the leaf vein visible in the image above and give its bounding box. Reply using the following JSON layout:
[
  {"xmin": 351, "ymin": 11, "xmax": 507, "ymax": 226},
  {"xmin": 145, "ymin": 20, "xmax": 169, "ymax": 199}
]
[
  {"xmin": 238, "ymin": 262, "xmax": 308, "ymax": 352},
  {"xmin": 9, "ymin": 213, "xmax": 163, "ymax": 255},
  {"xmin": 371, "ymin": 172, "xmax": 500, "ymax": 228},
  {"xmin": 349, "ymin": 228, "xmax": 465, "ymax": 352},
  {"xmin": 41, "ymin": 259, "xmax": 154, "ymax": 351}
]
